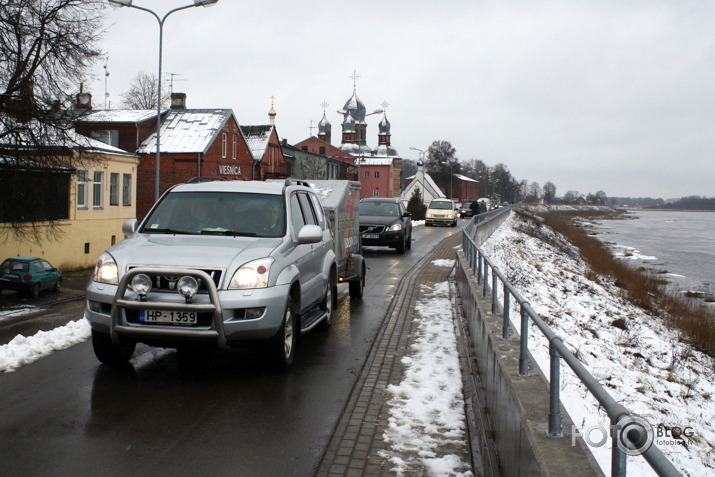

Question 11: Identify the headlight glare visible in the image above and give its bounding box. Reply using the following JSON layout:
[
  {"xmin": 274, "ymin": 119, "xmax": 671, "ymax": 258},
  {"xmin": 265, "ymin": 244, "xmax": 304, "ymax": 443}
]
[
  {"xmin": 93, "ymin": 252, "xmax": 118, "ymax": 285},
  {"xmin": 229, "ymin": 258, "xmax": 273, "ymax": 289}
]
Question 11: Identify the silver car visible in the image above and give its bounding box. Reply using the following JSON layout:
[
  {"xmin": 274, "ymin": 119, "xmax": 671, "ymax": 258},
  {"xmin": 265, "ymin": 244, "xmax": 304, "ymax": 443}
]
[{"xmin": 85, "ymin": 179, "xmax": 337, "ymax": 371}]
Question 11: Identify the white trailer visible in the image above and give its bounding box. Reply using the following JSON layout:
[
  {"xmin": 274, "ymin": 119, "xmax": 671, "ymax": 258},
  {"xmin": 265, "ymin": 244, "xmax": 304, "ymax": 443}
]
[{"xmin": 309, "ymin": 180, "xmax": 366, "ymax": 299}]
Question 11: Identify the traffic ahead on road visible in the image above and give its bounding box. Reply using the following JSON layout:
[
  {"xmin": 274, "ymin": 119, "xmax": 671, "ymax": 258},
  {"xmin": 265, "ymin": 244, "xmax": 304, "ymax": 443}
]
[{"xmin": 0, "ymin": 222, "xmax": 461, "ymax": 477}]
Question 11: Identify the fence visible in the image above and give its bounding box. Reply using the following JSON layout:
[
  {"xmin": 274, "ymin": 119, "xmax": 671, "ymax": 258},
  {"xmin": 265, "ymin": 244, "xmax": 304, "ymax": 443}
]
[{"xmin": 460, "ymin": 207, "xmax": 681, "ymax": 477}]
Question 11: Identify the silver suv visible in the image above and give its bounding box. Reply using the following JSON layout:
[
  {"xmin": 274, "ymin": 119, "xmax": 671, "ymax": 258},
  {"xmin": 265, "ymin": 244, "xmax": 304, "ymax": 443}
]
[{"xmin": 85, "ymin": 179, "xmax": 337, "ymax": 371}]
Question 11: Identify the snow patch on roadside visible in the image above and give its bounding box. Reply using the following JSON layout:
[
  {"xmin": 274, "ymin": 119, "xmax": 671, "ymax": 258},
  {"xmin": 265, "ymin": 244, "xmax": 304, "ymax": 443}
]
[
  {"xmin": 0, "ymin": 318, "xmax": 90, "ymax": 373},
  {"xmin": 380, "ymin": 281, "xmax": 473, "ymax": 476}
]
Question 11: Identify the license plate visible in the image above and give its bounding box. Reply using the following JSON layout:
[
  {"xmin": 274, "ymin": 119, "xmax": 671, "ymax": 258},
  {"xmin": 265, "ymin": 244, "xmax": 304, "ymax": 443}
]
[
  {"xmin": 139, "ymin": 309, "xmax": 197, "ymax": 325},
  {"xmin": 362, "ymin": 234, "xmax": 379, "ymax": 239},
  {"xmin": 7, "ymin": 273, "xmax": 19, "ymax": 279}
]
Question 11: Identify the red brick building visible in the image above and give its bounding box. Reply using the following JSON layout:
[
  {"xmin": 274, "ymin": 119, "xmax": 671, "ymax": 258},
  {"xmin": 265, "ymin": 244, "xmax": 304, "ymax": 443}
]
[
  {"xmin": 356, "ymin": 157, "xmax": 397, "ymax": 198},
  {"xmin": 294, "ymin": 136, "xmax": 356, "ymax": 179},
  {"xmin": 241, "ymin": 125, "xmax": 288, "ymax": 180}
]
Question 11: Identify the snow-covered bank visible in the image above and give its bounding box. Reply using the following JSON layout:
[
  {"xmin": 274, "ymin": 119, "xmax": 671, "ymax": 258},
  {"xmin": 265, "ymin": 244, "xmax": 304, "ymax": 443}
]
[{"xmin": 480, "ymin": 213, "xmax": 714, "ymax": 476}]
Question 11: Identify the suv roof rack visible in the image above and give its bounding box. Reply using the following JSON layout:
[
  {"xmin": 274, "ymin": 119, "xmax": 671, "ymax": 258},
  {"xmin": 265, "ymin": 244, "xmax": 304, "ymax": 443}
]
[
  {"xmin": 283, "ymin": 178, "xmax": 312, "ymax": 188},
  {"xmin": 186, "ymin": 176, "xmax": 226, "ymax": 184}
]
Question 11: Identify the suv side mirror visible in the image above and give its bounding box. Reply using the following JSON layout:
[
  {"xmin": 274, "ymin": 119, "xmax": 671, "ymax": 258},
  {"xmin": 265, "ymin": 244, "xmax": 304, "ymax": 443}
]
[
  {"xmin": 297, "ymin": 224, "xmax": 322, "ymax": 244},
  {"xmin": 122, "ymin": 219, "xmax": 138, "ymax": 238},
  {"xmin": 403, "ymin": 211, "xmax": 412, "ymax": 218}
]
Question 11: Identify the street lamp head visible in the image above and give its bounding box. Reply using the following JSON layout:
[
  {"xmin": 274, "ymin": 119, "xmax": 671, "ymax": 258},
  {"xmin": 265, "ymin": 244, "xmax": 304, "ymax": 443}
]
[
  {"xmin": 108, "ymin": 0, "xmax": 132, "ymax": 6},
  {"xmin": 194, "ymin": 0, "xmax": 219, "ymax": 5}
]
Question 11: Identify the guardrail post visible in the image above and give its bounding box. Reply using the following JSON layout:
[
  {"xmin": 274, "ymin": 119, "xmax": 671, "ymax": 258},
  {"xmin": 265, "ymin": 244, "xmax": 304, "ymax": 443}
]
[
  {"xmin": 611, "ymin": 420, "xmax": 627, "ymax": 477},
  {"xmin": 477, "ymin": 251, "xmax": 483, "ymax": 282},
  {"xmin": 502, "ymin": 291, "xmax": 511, "ymax": 340},
  {"xmin": 519, "ymin": 302, "xmax": 530, "ymax": 376},
  {"xmin": 491, "ymin": 268, "xmax": 498, "ymax": 314},
  {"xmin": 548, "ymin": 337, "xmax": 564, "ymax": 437},
  {"xmin": 482, "ymin": 260, "xmax": 489, "ymax": 298}
]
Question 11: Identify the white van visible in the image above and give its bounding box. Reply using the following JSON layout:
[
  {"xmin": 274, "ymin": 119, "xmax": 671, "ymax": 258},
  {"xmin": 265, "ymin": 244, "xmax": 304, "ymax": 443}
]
[{"xmin": 425, "ymin": 198, "xmax": 458, "ymax": 227}]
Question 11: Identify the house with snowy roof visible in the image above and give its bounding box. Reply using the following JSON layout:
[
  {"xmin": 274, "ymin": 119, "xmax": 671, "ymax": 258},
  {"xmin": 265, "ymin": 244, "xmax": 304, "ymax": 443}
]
[
  {"xmin": 76, "ymin": 92, "xmax": 256, "ymax": 217},
  {"xmin": 239, "ymin": 125, "xmax": 287, "ymax": 181},
  {"xmin": 452, "ymin": 174, "xmax": 480, "ymax": 203},
  {"xmin": 401, "ymin": 169, "xmax": 446, "ymax": 205}
]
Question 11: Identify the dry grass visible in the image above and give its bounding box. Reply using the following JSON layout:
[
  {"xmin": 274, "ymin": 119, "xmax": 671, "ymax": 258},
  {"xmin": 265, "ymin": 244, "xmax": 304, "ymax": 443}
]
[{"xmin": 525, "ymin": 208, "xmax": 715, "ymax": 358}]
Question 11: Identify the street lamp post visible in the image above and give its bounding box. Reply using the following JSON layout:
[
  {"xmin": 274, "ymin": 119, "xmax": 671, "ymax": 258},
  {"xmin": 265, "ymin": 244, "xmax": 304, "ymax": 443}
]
[
  {"xmin": 409, "ymin": 146, "xmax": 426, "ymax": 204},
  {"xmin": 108, "ymin": 0, "xmax": 219, "ymax": 201}
]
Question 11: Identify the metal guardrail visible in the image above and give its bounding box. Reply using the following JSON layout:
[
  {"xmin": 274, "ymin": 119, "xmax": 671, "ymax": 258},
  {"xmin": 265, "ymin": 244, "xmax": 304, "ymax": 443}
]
[{"xmin": 462, "ymin": 208, "xmax": 682, "ymax": 477}]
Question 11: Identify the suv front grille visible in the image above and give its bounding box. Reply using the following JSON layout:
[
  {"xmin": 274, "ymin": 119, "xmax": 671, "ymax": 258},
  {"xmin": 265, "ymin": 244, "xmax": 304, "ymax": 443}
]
[
  {"xmin": 127, "ymin": 267, "xmax": 222, "ymax": 293},
  {"xmin": 360, "ymin": 225, "xmax": 386, "ymax": 234}
]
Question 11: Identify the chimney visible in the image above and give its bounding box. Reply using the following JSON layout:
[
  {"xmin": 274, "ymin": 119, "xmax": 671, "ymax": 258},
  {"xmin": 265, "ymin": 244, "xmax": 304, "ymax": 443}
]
[
  {"xmin": 170, "ymin": 92, "xmax": 186, "ymax": 109},
  {"xmin": 75, "ymin": 92, "xmax": 92, "ymax": 110}
]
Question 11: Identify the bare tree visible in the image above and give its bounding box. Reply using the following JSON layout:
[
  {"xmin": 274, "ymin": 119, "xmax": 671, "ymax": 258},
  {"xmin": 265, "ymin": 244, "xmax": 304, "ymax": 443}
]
[
  {"xmin": 564, "ymin": 190, "xmax": 581, "ymax": 204},
  {"xmin": 425, "ymin": 140, "xmax": 460, "ymax": 197},
  {"xmin": 1, "ymin": 0, "xmax": 106, "ymax": 241},
  {"xmin": 542, "ymin": 181, "xmax": 557, "ymax": 203},
  {"xmin": 120, "ymin": 71, "xmax": 169, "ymax": 110}
]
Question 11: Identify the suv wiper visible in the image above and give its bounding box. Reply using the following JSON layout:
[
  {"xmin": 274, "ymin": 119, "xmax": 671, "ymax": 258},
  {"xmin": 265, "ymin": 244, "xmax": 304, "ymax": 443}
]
[
  {"xmin": 199, "ymin": 229, "xmax": 257, "ymax": 237},
  {"xmin": 143, "ymin": 228, "xmax": 192, "ymax": 235}
]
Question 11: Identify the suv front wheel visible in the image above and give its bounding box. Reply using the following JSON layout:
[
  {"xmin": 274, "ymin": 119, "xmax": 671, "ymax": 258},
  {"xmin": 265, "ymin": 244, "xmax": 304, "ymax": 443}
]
[
  {"xmin": 91, "ymin": 329, "xmax": 136, "ymax": 365},
  {"xmin": 266, "ymin": 298, "xmax": 297, "ymax": 372}
]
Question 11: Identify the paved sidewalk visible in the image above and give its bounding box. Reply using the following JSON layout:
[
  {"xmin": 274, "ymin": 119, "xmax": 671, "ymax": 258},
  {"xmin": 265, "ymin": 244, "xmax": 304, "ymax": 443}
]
[{"xmin": 316, "ymin": 231, "xmax": 471, "ymax": 476}]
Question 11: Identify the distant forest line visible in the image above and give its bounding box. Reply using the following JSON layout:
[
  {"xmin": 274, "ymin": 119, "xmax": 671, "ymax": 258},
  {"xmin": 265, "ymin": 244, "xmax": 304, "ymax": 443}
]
[{"xmin": 610, "ymin": 196, "xmax": 715, "ymax": 210}]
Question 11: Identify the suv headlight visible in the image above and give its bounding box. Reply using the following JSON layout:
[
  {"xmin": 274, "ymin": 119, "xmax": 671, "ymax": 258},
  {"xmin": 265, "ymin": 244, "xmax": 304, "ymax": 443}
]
[
  {"xmin": 229, "ymin": 258, "xmax": 274, "ymax": 289},
  {"xmin": 93, "ymin": 252, "xmax": 118, "ymax": 285},
  {"xmin": 388, "ymin": 223, "xmax": 403, "ymax": 231}
]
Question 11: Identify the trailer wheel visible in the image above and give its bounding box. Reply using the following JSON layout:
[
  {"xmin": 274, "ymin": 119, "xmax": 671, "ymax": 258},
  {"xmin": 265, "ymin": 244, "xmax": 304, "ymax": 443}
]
[{"xmin": 349, "ymin": 264, "xmax": 365, "ymax": 300}]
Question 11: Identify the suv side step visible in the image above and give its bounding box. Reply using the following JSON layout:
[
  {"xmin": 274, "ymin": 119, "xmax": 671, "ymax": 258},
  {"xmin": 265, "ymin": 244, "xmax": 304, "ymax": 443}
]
[{"xmin": 300, "ymin": 305, "xmax": 328, "ymax": 332}]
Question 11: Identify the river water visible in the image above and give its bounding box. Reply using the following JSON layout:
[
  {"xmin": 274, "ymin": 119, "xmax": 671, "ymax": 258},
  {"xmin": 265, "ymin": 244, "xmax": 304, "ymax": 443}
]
[{"xmin": 590, "ymin": 209, "xmax": 715, "ymax": 302}]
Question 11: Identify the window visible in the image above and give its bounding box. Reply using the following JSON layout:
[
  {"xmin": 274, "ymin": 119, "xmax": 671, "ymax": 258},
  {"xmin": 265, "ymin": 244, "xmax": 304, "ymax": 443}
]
[
  {"xmin": 93, "ymin": 171, "xmax": 104, "ymax": 208},
  {"xmin": 289, "ymin": 194, "xmax": 307, "ymax": 236},
  {"xmin": 221, "ymin": 132, "xmax": 227, "ymax": 159},
  {"xmin": 319, "ymin": 147, "xmax": 326, "ymax": 155},
  {"xmin": 91, "ymin": 130, "xmax": 119, "ymax": 147},
  {"xmin": 77, "ymin": 170, "xmax": 88, "ymax": 208},
  {"xmin": 373, "ymin": 190, "xmax": 380, "ymax": 197},
  {"xmin": 109, "ymin": 173, "xmax": 119, "ymax": 206},
  {"xmin": 122, "ymin": 174, "xmax": 132, "ymax": 206},
  {"xmin": 364, "ymin": 171, "xmax": 369, "ymax": 178},
  {"xmin": 374, "ymin": 171, "xmax": 380, "ymax": 178},
  {"xmin": 232, "ymin": 135, "xmax": 237, "ymax": 160}
]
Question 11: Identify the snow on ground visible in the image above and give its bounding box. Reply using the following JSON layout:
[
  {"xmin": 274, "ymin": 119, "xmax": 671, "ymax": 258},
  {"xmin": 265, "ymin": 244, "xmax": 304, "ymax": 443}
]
[
  {"xmin": 0, "ymin": 318, "xmax": 90, "ymax": 373},
  {"xmin": 480, "ymin": 212, "xmax": 714, "ymax": 477},
  {"xmin": 380, "ymin": 270, "xmax": 473, "ymax": 477},
  {"xmin": 0, "ymin": 304, "xmax": 42, "ymax": 323}
]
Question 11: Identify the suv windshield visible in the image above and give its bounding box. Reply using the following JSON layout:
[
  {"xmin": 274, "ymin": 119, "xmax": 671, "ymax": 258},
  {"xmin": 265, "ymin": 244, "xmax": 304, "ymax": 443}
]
[
  {"xmin": 359, "ymin": 201, "xmax": 400, "ymax": 217},
  {"xmin": 428, "ymin": 201, "xmax": 453, "ymax": 210},
  {"xmin": 141, "ymin": 191, "xmax": 286, "ymax": 238}
]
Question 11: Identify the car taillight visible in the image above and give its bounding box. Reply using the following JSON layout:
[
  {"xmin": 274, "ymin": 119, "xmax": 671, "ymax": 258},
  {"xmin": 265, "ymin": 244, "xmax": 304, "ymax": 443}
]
[{"xmin": 23, "ymin": 274, "xmax": 32, "ymax": 281}]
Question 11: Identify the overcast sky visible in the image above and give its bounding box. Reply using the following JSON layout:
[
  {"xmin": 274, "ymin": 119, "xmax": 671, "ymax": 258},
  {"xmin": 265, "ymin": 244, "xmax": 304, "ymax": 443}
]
[{"xmin": 91, "ymin": 0, "xmax": 715, "ymax": 199}]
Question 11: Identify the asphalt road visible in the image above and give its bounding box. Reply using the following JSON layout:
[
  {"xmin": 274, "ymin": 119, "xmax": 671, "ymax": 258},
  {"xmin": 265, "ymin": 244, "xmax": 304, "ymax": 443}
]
[{"xmin": 0, "ymin": 222, "xmax": 462, "ymax": 477}]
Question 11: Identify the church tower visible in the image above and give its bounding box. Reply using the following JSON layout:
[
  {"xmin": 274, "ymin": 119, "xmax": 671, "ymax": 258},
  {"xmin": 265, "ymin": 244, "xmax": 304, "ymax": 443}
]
[
  {"xmin": 338, "ymin": 71, "xmax": 372, "ymax": 155},
  {"xmin": 318, "ymin": 101, "xmax": 331, "ymax": 144}
]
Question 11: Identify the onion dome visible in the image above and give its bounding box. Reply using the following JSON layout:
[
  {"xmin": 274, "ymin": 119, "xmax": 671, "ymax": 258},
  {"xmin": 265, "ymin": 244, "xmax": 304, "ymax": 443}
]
[
  {"xmin": 343, "ymin": 114, "xmax": 356, "ymax": 133},
  {"xmin": 318, "ymin": 112, "xmax": 330, "ymax": 135},
  {"xmin": 342, "ymin": 89, "xmax": 367, "ymax": 123},
  {"xmin": 379, "ymin": 114, "xmax": 391, "ymax": 135}
]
